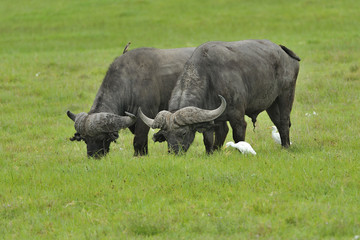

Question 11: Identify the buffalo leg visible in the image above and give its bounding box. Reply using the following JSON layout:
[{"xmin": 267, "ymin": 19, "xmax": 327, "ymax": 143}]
[
  {"xmin": 266, "ymin": 98, "xmax": 291, "ymax": 147},
  {"xmin": 267, "ymin": 98, "xmax": 292, "ymax": 129},
  {"xmin": 133, "ymin": 120, "xmax": 149, "ymax": 156},
  {"xmin": 128, "ymin": 124, "xmax": 135, "ymax": 134},
  {"xmin": 203, "ymin": 130, "xmax": 214, "ymax": 154},
  {"xmin": 213, "ymin": 121, "xmax": 229, "ymax": 150},
  {"xmin": 277, "ymin": 91, "xmax": 295, "ymax": 148},
  {"xmin": 266, "ymin": 99, "xmax": 281, "ymax": 128},
  {"xmin": 229, "ymin": 116, "xmax": 247, "ymax": 143}
]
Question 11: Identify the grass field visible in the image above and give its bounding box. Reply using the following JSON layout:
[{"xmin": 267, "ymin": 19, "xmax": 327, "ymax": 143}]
[{"xmin": 1, "ymin": 0, "xmax": 359, "ymax": 239}]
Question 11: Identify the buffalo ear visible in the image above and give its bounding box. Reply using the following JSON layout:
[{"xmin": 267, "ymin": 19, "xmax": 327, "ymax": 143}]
[
  {"xmin": 152, "ymin": 130, "xmax": 166, "ymax": 142},
  {"xmin": 193, "ymin": 121, "xmax": 216, "ymax": 133}
]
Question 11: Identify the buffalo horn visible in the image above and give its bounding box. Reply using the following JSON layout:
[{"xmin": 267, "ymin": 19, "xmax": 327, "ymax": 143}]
[
  {"xmin": 67, "ymin": 110, "xmax": 77, "ymax": 121},
  {"xmin": 67, "ymin": 111, "xmax": 136, "ymax": 136},
  {"xmin": 173, "ymin": 95, "xmax": 227, "ymax": 126},
  {"xmin": 86, "ymin": 112, "xmax": 136, "ymax": 136},
  {"xmin": 138, "ymin": 108, "xmax": 155, "ymax": 128},
  {"xmin": 138, "ymin": 108, "xmax": 172, "ymax": 129}
]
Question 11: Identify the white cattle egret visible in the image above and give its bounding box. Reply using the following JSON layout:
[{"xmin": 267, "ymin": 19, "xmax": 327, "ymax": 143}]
[
  {"xmin": 225, "ymin": 141, "xmax": 257, "ymax": 155},
  {"xmin": 270, "ymin": 126, "xmax": 292, "ymax": 145}
]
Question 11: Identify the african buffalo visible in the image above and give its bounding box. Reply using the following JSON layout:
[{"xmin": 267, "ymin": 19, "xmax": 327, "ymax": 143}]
[
  {"xmin": 139, "ymin": 40, "xmax": 300, "ymax": 154},
  {"xmin": 67, "ymin": 46, "xmax": 195, "ymax": 157}
]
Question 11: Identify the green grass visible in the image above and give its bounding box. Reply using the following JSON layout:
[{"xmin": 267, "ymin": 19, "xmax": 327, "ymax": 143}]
[{"xmin": 1, "ymin": 0, "xmax": 359, "ymax": 239}]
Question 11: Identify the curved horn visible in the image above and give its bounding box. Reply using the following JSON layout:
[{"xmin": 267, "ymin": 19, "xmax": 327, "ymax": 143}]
[
  {"xmin": 125, "ymin": 111, "xmax": 136, "ymax": 119},
  {"xmin": 122, "ymin": 111, "xmax": 137, "ymax": 126},
  {"xmin": 138, "ymin": 108, "xmax": 171, "ymax": 129},
  {"xmin": 86, "ymin": 112, "xmax": 137, "ymax": 136},
  {"xmin": 67, "ymin": 110, "xmax": 77, "ymax": 121},
  {"xmin": 173, "ymin": 95, "xmax": 227, "ymax": 125},
  {"xmin": 70, "ymin": 112, "xmax": 136, "ymax": 136},
  {"xmin": 72, "ymin": 112, "xmax": 89, "ymax": 135},
  {"xmin": 138, "ymin": 108, "xmax": 155, "ymax": 128}
]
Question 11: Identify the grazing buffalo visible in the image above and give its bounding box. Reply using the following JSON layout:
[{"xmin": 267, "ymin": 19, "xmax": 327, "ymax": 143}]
[
  {"xmin": 67, "ymin": 46, "xmax": 195, "ymax": 157},
  {"xmin": 139, "ymin": 40, "xmax": 300, "ymax": 154}
]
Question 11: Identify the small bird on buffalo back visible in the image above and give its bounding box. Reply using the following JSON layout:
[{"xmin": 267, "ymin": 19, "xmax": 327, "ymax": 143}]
[
  {"xmin": 225, "ymin": 141, "xmax": 257, "ymax": 155},
  {"xmin": 123, "ymin": 42, "xmax": 131, "ymax": 54},
  {"xmin": 270, "ymin": 126, "xmax": 292, "ymax": 145}
]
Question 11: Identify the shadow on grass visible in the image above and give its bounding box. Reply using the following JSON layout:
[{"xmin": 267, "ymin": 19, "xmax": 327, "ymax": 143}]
[{"xmin": 126, "ymin": 214, "xmax": 169, "ymax": 236}]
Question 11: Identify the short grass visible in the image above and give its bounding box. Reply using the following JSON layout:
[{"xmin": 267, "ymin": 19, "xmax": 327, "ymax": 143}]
[{"xmin": 1, "ymin": 0, "xmax": 359, "ymax": 239}]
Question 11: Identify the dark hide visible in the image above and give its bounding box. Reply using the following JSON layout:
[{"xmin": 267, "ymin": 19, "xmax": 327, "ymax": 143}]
[
  {"xmin": 68, "ymin": 47, "xmax": 195, "ymax": 157},
  {"xmin": 151, "ymin": 40, "xmax": 300, "ymax": 154}
]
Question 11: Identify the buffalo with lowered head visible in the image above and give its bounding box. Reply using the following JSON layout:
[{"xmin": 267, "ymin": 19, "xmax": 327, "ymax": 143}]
[
  {"xmin": 67, "ymin": 46, "xmax": 195, "ymax": 157},
  {"xmin": 139, "ymin": 40, "xmax": 300, "ymax": 154}
]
